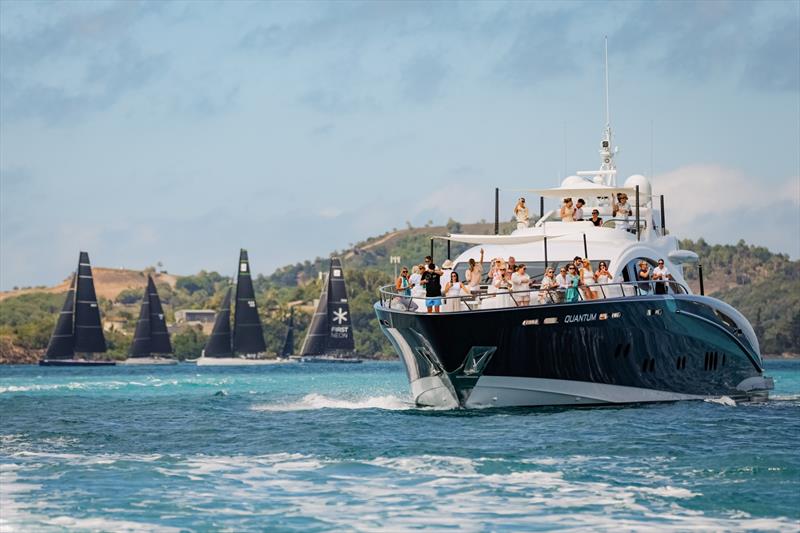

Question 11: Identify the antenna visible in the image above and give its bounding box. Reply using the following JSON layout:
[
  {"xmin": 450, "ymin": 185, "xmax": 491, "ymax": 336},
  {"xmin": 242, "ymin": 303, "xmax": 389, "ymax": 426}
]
[{"xmin": 604, "ymin": 36, "xmax": 610, "ymax": 128}]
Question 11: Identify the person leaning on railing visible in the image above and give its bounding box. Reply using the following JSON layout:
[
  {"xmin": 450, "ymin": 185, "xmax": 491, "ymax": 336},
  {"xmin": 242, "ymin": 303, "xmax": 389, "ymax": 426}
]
[
  {"xmin": 444, "ymin": 272, "xmax": 469, "ymax": 312},
  {"xmin": 511, "ymin": 264, "xmax": 531, "ymax": 306}
]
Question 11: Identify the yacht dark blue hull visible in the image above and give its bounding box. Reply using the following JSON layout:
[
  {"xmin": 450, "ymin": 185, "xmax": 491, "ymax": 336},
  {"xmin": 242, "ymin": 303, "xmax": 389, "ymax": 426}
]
[
  {"xmin": 375, "ymin": 294, "xmax": 773, "ymax": 408},
  {"xmin": 39, "ymin": 359, "xmax": 117, "ymax": 367}
]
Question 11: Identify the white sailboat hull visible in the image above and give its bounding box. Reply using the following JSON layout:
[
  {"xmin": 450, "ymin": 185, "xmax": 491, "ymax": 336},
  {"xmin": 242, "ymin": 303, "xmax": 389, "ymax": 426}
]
[
  {"xmin": 120, "ymin": 357, "xmax": 178, "ymax": 365},
  {"xmin": 195, "ymin": 357, "xmax": 294, "ymax": 366}
]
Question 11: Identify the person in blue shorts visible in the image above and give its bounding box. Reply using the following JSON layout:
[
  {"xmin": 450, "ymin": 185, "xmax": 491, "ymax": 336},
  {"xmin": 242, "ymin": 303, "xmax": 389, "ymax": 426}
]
[{"xmin": 421, "ymin": 263, "xmax": 442, "ymax": 313}]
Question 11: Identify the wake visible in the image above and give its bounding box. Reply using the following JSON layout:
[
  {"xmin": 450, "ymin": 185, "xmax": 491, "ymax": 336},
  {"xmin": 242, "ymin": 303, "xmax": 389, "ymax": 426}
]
[{"xmin": 251, "ymin": 393, "xmax": 415, "ymax": 412}]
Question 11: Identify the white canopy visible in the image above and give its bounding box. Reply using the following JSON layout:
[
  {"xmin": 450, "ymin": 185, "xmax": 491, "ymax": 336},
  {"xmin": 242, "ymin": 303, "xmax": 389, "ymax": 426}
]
[{"xmin": 519, "ymin": 183, "xmax": 638, "ymax": 199}]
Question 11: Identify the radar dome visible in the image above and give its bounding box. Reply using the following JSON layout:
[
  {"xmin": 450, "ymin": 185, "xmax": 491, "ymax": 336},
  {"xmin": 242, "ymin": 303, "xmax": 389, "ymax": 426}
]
[
  {"xmin": 592, "ymin": 176, "xmax": 605, "ymax": 185},
  {"xmin": 624, "ymin": 174, "xmax": 651, "ymax": 206},
  {"xmin": 561, "ymin": 175, "xmax": 587, "ymax": 188}
]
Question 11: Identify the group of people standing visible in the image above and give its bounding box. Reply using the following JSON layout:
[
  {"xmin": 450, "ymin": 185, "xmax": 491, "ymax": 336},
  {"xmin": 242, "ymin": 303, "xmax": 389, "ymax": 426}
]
[{"xmin": 394, "ymin": 253, "xmax": 675, "ymax": 313}]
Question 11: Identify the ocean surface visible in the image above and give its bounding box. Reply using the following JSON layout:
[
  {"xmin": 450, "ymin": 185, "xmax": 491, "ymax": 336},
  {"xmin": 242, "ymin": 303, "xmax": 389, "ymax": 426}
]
[{"xmin": 1, "ymin": 360, "xmax": 798, "ymax": 532}]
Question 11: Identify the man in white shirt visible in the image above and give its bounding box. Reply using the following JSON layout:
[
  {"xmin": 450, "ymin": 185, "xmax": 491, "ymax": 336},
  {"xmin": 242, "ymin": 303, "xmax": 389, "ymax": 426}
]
[
  {"xmin": 554, "ymin": 266, "xmax": 569, "ymax": 303},
  {"xmin": 573, "ymin": 199, "xmax": 585, "ymax": 221},
  {"xmin": 440, "ymin": 259, "xmax": 454, "ymax": 291},
  {"xmin": 652, "ymin": 259, "xmax": 673, "ymax": 294}
]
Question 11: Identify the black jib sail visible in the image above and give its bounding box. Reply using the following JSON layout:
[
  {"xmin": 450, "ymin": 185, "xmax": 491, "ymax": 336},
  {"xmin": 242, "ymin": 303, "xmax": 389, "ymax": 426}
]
[
  {"xmin": 232, "ymin": 249, "xmax": 266, "ymax": 355},
  {"xmin": 300, "ymin": 257, "xmax": 355, "ymax": 356},
  {"xmin": 129, "ymin": 275, "xmax": 173, "ymax": 357},
  {"xmin": 44, "ymin": 273, "xmax": 77, "ymax": 359},
  {"xmin": 280, "ymin": 308, "xmax": 295, "ymax": 358},
  {"xmin": 73, "ymin": 251, "xmax": 107, "ymax": 354},
  {"xmin": 204, "ymin": 287, "xmax": 233, "ymax": 357}
]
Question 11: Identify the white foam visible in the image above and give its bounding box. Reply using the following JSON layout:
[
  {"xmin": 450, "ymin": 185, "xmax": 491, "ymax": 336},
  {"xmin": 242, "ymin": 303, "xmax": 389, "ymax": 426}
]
[
  {"xmin": 704, "ymin": 396, "xmax": 737, "ymax": 406},
  {"xmin": 251, "ymin": 393, "xmax": 413, "ymax": 412}
]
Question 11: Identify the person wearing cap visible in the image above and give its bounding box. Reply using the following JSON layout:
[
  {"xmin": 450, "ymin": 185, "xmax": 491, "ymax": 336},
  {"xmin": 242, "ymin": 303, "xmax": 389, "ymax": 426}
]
[
  {"xmin": 538, "ymin": 267, "xmax": 558, "ymax": 304},
  {"xmin": 590, "ymin": 209, "xmax": 603, "ymax": 226},
  {"xmin": 514, "ymin": 198, "xmax": 530, "ymax": 230}
]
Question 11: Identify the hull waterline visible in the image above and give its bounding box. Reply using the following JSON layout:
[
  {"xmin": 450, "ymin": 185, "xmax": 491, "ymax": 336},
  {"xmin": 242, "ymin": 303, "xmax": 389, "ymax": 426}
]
[
  {"xmin": 120, "ymin": 357, "xmax": 178, "ymax": 365},
  {"xmin": 195, "ymin": 357, "xmax": 294, "ymax": 366}
]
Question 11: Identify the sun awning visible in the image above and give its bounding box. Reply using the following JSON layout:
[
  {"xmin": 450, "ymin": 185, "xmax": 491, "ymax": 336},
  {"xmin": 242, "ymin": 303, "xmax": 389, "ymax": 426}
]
[{"xmin": 519, "ymin": 184, "xmax": 639, "ymax": 199}]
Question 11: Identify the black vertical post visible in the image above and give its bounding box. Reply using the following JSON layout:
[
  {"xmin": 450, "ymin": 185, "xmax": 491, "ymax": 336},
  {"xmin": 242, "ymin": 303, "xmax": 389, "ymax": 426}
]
[
  {"xmin": 430, "ymin": 239, "xmax": 434, "ymax": 262},
  {"xmin": 494, "ymin": 188, "xmax": 499, "ymax": 235},
  {"xmin": 582, "ymin": 233, "xmax": 588, "ymax": 258},
  {"xmin": 447, "ymin": 239, "xmax": 451, "ymax": 260},
  {"xmin": 636, "ymin": 185, "xmax": 641, "ymax": 241},
  {"xmin": 698, "ymin": 264, "xmax": 705, "ymax": 296},
  {"xmin": 543, "ymin": 236, "xmax": 548, "ymax": 269},
  {"xmin": 539, "ymin": 196, "xmax": 544, "ymax": 220},
  {"xmin": 660, "ymin": 195, "xmax": 666, "ymax": 236}
]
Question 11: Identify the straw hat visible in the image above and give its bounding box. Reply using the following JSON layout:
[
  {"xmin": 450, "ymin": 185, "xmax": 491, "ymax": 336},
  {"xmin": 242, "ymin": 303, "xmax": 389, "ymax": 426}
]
[{"xmin": 442, "ymin": 259, "xmax": 454, "ymax": 269}]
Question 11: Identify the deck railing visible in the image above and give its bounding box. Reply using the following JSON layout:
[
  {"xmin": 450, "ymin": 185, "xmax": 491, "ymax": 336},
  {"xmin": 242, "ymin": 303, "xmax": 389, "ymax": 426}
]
[{"xmin": 378, "ymin": 280, "xmax": 689, "ymax": 312}]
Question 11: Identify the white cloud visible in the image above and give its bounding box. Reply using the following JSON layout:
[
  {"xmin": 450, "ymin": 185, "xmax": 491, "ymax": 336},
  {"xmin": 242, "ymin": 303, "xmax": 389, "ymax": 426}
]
[{"xmin": 654, "ymin": 164, "xmax": 799, "ymax": 257}]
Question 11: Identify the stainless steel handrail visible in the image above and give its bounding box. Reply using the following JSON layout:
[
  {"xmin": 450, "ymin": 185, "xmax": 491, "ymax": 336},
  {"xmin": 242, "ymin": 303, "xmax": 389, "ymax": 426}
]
[{"xmin": 378, "ymin": 280, "xmax": 688, "ymax": 312}]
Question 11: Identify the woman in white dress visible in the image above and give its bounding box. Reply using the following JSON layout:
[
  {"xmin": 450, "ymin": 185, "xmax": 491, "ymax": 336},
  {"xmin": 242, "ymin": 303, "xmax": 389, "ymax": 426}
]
[
  {"xmin": 494, "ymin": 268, "xmax": 514, "ymax": 308},
  {"xmin": 560, "ymin": 198, "xmax": 575, "ymax": 222},
  {"xmin": 580, "ymin": 259, "xmax": 597, "ymax": 300},
  {"xmin": 614, "ymin": 193, "xmax": 632, "ymax": 230},
  {"xmin": 443, "ymin": 272, "xmax": 468, "ymax": 312},
  {"xmin": 514, "ymin": 198, "xmax": 530, "ymax": 230}
]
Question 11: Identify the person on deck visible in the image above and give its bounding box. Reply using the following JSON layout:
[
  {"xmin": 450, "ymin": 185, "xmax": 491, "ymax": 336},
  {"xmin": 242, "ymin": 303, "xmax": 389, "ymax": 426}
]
[
  {"xmin": 565, "ymin": 265, "xmax": 581, "ymax": 303},
  {"xmin": 595, "ymin": 262, "xmax": 613, "ymax": 284},
  {"xmin": 560, "ymin": 198, "xmax": 575, "ymax": 222},
  {"xmin": 514, "ymin": 198, "xmax": 530, "ymax": 230},
  {"xmin": 590, "ymin": 209, "xmax": 603, "ymax": 227},
  {"xmin": 465, "ymin": 248, "xmax": 484, "ymax": 293},
  {"xmin": 574, "ymin": 199, "xmax": 586, "ymax": 221},
  {"xmin": 652, "ymin": 259, "xmax": 673, "ymax": 294},
  {"xmin": 511, "ymin": 264, "xmax": 531, "ymax": 306},
  {"xmin": 555, "ymin": 266, "xmax": 569, "ymax": 303},
  {"xmin": 394, "ymin": 267, "xmax": 417, "ymax": 310},
  {"xmin": 421, "ymin": 263, "xmax": 443, "ymax": 313},
  {"xmin": 614, "ymin": 193, "xmax": 632, "ymax": 229},
  {"xmin": 580, "ymin": 259, "xmax": 597, "ymax": 300},
  {"xmin": 637, "ymin": 261, "xmax": 652, "ymax": 293},
  {"xmin": 443, "ymin": 272, "xmax": 469, "ymax": 312},
  {"xmin": 538, "ymin": 268, "xmax": 558, "ymax": 304},
  {"xmin": 440, "ymin": 259, "xmax": 454, "ymax": 292}
]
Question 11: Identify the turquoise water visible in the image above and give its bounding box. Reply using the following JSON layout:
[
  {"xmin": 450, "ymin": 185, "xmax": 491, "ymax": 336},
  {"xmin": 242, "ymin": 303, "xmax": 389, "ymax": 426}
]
[{"xmin": 1, "ymin": 360, "xmax": 798, "ymax": 531}]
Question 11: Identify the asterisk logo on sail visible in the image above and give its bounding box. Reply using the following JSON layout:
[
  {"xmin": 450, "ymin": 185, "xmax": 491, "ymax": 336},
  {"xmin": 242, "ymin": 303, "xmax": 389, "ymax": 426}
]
[{"xmin": 332, "ymin": 308, "xmax": 348, "ymax": 324}]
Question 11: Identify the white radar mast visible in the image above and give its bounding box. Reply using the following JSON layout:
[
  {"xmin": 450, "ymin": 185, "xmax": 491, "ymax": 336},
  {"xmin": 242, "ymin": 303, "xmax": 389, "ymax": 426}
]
[{"xmin": 577, "ymin": 36, "xmax": 618, "ymax": 186}]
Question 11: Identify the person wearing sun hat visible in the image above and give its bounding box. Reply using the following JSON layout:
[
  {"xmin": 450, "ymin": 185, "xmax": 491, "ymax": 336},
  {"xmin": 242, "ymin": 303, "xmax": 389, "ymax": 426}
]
[{"xmin": 440, "ymin": 259, "xmax": 455, "ymax": 291}]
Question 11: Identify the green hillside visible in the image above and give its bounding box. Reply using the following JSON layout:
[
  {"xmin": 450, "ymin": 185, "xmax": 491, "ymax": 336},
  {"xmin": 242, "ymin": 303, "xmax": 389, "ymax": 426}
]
[{"xmin": 0, "ymin": 226, "xmax": 797, "ymax": 363}]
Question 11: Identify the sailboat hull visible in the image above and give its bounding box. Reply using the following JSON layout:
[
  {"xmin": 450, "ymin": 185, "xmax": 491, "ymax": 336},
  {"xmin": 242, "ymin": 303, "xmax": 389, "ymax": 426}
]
[
  {"xmin": 120, "ymin": 357, "xmax": 178, "ymax": 365},
  {"xmin": 298, "ymin": 356, "xmax": 363, "ymax": 364},
  {"xmin": 196, "ymin": 357, "xmax": 294, "ymax": 366},
  {"xmin": 39, "ymin": 359, "xmax": 116, "ymax": 367}
]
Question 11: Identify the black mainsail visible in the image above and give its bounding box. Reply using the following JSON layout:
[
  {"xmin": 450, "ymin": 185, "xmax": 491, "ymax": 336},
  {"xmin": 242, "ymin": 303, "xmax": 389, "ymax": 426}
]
[
  {"xmin": 44, "ymin": 274, "xmax": 77, "ymax": 359},
  {"xmin": 129, "ymin": 275, "xmax": 173, "ymax": 358},
  {"xmin": 41, "ymin": 251, "xmax": 111, "ymax": 365},
  {"xmin": 201, "ymin": 249, "xmax": 266, "ymax": 358},
  {"xmin": 300, "ymin": 257, "xmax": 355, "ymax": 356},
  {"xmin": 74, "ymin": 251, "xmax": 107, "ymax": 353},
  {"xmin": 280, "ymin": 308, "xmax": 295, "ymax": 358},
  {"xmin": 204, "ymin": 287, "xmax": 233, "ymax": 357},
  {"xmin": 232, "ymin": 249, "xmax": 267, "ymax": 355}
]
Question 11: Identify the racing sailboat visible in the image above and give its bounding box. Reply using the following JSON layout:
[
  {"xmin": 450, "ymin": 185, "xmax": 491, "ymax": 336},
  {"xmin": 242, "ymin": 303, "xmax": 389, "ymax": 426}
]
[
  {"xmin": 122, "ymin": 275, "xmax": 176, "ymax": 365},
  {"xmin": 299, "ymin": 257, "xmax": 361, "ymax": 363},
  {"xmin": 197, "ymin": 249, "xmax": 277, "ymax": 365},
  {"xmin": 39, "ymin": 252, "xmax": 114, "ymax": 366}
]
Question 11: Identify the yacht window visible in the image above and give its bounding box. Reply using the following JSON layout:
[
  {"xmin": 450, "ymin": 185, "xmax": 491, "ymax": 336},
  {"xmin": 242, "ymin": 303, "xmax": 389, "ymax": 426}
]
[{"xmin": 713, "ymin": 309, "xmax": 738, "ymax": 330}]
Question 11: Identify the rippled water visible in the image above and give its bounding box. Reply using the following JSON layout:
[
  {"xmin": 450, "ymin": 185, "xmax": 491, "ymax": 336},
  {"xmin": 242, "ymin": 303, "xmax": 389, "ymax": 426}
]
[{"xmin": 1, "ymin": 360, "xmax": 798, "ymax": 531}]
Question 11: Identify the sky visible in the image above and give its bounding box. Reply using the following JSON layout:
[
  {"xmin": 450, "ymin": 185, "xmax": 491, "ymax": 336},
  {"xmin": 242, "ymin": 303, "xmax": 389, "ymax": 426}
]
[{"xmin": 1, "ymin": 0, "xmax": 798, "ymax": 289}]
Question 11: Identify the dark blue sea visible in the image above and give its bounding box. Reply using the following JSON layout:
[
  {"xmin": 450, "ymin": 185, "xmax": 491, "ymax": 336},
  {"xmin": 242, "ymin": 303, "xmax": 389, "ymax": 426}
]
[{"xmin": 1, "ymin": 360, "xmax": 798, "ymax": 531}]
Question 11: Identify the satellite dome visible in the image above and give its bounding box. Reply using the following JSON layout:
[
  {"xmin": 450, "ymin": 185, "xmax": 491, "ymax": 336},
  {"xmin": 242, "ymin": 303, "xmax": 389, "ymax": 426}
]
[
  {"xmin": 624, "ymin": 174, "xmax": 652, "ymax": 206},
  {"xmin": 561, "ymin": 175, "xmax": 588, "ymax": 188},
  {"xmin": 592, "ymin": 175, "xmax": 605, "ymax": 185}
]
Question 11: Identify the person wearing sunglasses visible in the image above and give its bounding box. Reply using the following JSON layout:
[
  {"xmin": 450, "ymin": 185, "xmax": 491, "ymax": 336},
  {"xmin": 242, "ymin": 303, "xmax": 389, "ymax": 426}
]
[
  {"xmin": 511, "ymin": 264, "xmax": 531, "ymax": 306},
  {"xmin": 565, "ymin": 264, "xmax": 581, "ymax": 303},
  {"xmin": 514, "ymin": 198, "xmax": 530, "ymax": 230},
  {"xmin": 595, "ymin": 262, "xmax": 613, "ymax": 285},
  {"xmin": 539, "ymin": 267, "xmax": 558, "ymax": 304},
  {"xmin": 652, "ymin": 259, "xmax": 673, "ymax": 295},
  {"xmin": 590, "ymin": 209, "xmax": 603, "ymax": 227}
]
